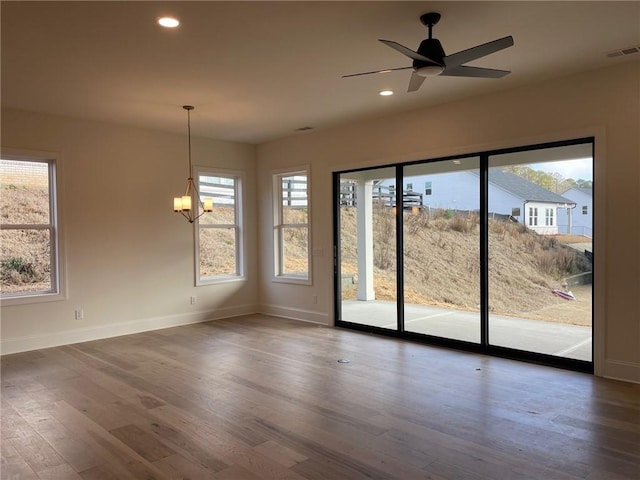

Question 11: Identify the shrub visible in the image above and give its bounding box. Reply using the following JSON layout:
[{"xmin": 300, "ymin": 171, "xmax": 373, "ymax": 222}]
[
  {"xmin": 541, "ymin": 236, "xmax": 558, "ymax": 250},
  {"xmin": 373, "ymin": 204, "xmax": 395, "ymax": 270},
  {"xmin": 536, "ymin": 251, "xmax": 556, "ymax": 276},
  {"xmin": 449, "ymin": 215, "xmax": 471, "ymax": 233},
  {"xmin": 489, "ymin": 220, "xmax": 506, "ymax": 235},
  {"xmin": 449, "ymin": 214, "xmax": 475, "ymax": 234},
  {"xmin": 553, "ymin": 247, "xmax": 574, "ymax": 274},
  {"xmin": 1, "ymin": 257, "xmax": 40, "ymax": 284}
]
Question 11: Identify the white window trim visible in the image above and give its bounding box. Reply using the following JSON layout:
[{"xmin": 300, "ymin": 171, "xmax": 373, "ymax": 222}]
[
  {"xmin": 545, "ymin": 207, "xmax": 554, "ymax": 226},
  {"xmin": 194, "ymin": 166, "xmax": 246, "ymax": 286},
  {"xmin": 0, "ymin": 149, "xmax": 66, "ymax": 305},
  {"xmin": 272, "ymin": 165, "xmax": 312, "ymax": 285},
  {"xmin": 528, "ymin": 206, "xmax": 538, "ymax": 226}
]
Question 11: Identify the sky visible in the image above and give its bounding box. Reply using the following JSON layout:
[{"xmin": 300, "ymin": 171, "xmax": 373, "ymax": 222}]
[{"xmin": 530, "ymin": 157, "xmax": 593, "ymax": 181}]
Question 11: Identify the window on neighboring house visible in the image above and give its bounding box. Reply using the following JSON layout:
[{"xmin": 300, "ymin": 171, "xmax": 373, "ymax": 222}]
[
  {"xmin": 406, "ymin": 183, "xmax": 413, "ymax": 192},
  {"xmin": 582, "ymin": 205, "xmax": 588, "ymax": 215},
  {"xmin": 1, "ymin": 156, "xmax": 63, "ymax": 302},
  {"xmin": 528, "ymin": 207, "xmax": 538, "ymax": 226},
  {"xmin": 273, "ymin": 168, "xmax": 310, "ymax": 284},
  {"xmin": 196, "ymin": 169, "xmax": 244, "ymax": 284},
  {"xmin": 545, "ymin": 208, "xmax": 554, "ymax": 226},
  {"xmin": 511, "ymin": 207, "xmax": 521, "ymax": 217},
  {"xmin": 424, "ymin": 181, "xmax": 432, "ymax": 195}
]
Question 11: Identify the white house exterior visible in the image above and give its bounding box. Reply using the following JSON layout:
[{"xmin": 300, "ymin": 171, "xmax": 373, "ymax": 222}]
[
  {"xmin": 557, "ymin": 187, "xmax": 593, "ymax": 236},
  {"xmin": 380, "ymin": 169, "xmax": 575, "ymax": 235}
]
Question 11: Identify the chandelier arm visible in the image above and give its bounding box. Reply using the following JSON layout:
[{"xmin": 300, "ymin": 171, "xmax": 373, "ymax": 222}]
[
  {"xmin": 179, "ymin": 210, "xmax": 192, "ymax": 222},
  {"xmin": 184, "ymin": 177, "xmax": 193, "ymax": 196}
]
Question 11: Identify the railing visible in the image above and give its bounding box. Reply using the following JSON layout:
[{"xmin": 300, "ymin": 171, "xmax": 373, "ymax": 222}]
[
  {"xmin": 339, "ymin": 182, "xmax": 423, "ymax": 209},
  {"xmin": 282, "ymin": 178, "xmax": 308, "ymax": 207},
  {"xmin": 557, "ymin": 224, "xmax": 593, "ymax": 237}
]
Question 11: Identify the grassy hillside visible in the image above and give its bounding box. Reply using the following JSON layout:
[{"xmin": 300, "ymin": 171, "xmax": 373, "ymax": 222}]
[
  {"xmin": 339, "ymin": 206, "xmax": 592, "ymax": 325},
  {"xmin": 1, "ymin": 185, "xmax": 51, "ymax": 293}
]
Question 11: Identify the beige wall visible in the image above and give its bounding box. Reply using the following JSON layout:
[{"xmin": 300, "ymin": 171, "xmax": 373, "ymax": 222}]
[
  {"xmin": 2, "ymin": 62, "xmax": 638, "ymax": 382},
  {"xmin": 1, "ymin": 108, "xmax": 259, "ymax": 352},
  {"xmin": 257, "ymin": 61, "xmax": 640, "ymax": 382}
]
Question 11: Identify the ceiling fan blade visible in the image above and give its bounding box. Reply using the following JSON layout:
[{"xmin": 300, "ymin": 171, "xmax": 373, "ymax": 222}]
[
  {"xmin": 408, "ymin": 71, "xmax": 426, "ymax": 92},
  {"xmin": 441, "ymin": 65, "xmax": 511, "ymax": 78},
  {"xmin": 379, "ymin": 39, "xmax": 436, "ymax": 63},
  {"xmin": 342, "ymin": 66, "xmax": 412, "ymax": 78},
  {"xmin": 444, "ymin": 36, "xmax": 514, "ymax": 68}
]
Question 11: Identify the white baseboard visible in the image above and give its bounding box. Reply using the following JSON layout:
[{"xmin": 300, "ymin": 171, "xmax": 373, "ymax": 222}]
[
  {"xmin": 601, "ymin": 359, "xmax": 640, "ymax": 384},
  {"xmin": 0, "ymin": 303, "xmax": 258, "ymax": 355},
  {"xmin": 260, "ymin": 303, "xmax": 330, "ymax": 325}
]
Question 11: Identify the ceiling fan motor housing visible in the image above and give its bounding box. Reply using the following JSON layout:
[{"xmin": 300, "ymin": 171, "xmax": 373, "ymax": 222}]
[{"xmin": 414, "ymin": 38, "xmax": 446, "ymax": 76}]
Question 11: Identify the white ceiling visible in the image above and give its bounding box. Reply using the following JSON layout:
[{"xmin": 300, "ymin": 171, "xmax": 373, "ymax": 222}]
[{"xmin": 2, "ymin": 1, "xmax": 639, "ymax": 144}]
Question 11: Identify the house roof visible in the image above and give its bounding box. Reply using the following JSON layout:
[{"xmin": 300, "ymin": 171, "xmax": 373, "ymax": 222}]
[
  {"xmin": 565, "ymin": 187, "xmax": 593, "ymax": 196},
  {"xmin": 488, "ymin": 169, "xmax": 576, "ymax": 205}
]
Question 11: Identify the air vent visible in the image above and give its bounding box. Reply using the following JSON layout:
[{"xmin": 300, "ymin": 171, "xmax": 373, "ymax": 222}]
[{"xmin": 606, "ymin": 45, "xmax": 640, "ymax": 58}]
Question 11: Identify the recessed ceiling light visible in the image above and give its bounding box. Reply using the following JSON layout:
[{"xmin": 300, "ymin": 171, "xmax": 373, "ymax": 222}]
[
  {"xmin": 379, "ymin": 90, "xmax": 394, "ymax": 96},
  {"xmin": 158, "ymin": 16, "xmax": 180, "ymax": 28}
]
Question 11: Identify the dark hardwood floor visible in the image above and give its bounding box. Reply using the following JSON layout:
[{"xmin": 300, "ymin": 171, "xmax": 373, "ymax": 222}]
[{"xmin": 2, "ymin": 314, "xmax": 639, "ymax": 479}]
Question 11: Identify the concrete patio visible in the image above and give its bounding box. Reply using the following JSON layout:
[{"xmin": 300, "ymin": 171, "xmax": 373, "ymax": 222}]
[{"xmin": 341, "ymin": 299, "xmax": 592, "ymax": 361}]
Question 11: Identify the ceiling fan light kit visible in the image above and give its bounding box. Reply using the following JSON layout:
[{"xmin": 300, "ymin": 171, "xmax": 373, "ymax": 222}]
[{"xmin": 343, "ymin": 12, "xmax": 514, "ymax": 92}]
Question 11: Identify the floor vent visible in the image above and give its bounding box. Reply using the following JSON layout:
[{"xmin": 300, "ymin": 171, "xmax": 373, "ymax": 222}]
[{"xmin": 607, "ymin": 45, "xmax": 640, "ymax": 58}]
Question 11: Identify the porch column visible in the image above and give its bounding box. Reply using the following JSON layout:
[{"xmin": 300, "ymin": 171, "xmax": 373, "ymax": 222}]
[{"xmin": 356, "ymin": 180, "xmax": 375, "ymax": 301}]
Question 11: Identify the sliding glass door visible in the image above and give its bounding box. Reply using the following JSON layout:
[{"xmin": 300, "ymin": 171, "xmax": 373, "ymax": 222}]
[
  {"xmin": 402, "ymin": 158, "xmax": 481, "ymax": 343},
  {"xmin": 338, "ymin": 167, "xmax": 397, "ymax": 330},
  {"xmin": 487, "ymin": 144, "xmax": 593, "ymax": 361},
  {"xmin": 334, "ymin": 138, "xmax": 594, "ymax": 371}
]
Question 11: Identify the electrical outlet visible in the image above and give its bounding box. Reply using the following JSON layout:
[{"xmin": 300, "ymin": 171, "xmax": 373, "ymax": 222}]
[
  {"xmin": 190, "ymin": 296, "xmax": 197, "ymax": 305},
  {"xmin": 75, "ymin": 309, "xmax": 83, "ymax": 320}
]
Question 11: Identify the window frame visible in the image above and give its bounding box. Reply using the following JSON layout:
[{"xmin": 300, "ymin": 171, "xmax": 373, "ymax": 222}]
[
  {"xmin": 272, "ymin": 165, "xmax": 312, "ymax": 285},
  {"xmin": 0, "ymin": 151, "xmax": 66, "ymax": 305},
  {"xmin": 528, "ymin": 206, "xmax": 539, "ymax": 226},
  {"xmin": 545, "ymin": 207, "xmax": 554, "ymax": 226},
  {"xmin": 194, "ymin": 167, "xmax": 245, "ymax": 286},
  {"xmin": 425, "ymin": 181, "xmax": 432, "ymax": 195}
]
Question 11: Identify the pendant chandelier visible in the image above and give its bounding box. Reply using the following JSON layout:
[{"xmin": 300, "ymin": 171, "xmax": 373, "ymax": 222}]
[{"xmin": 173, "ymin": 105, "xmax": 213, "ymax": 223}]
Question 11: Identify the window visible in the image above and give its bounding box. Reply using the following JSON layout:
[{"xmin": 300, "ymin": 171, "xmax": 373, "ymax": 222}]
[
  {"xmin": 1, "ymin": 156, "xmax": 62, "ymax": 302},
  {"xmin": 406, "ymin": 183, "xmax": 413, "ymax": 192},
  {"xmin": 528, "ymin": 207, "xmax": 538, "ymax": 226},
  {"xmin": 582, "ymin": 205, "xmax": 588, "ymax": 215},
  {"xmin": 196, "ymin": 169, "xmax": 243, "ymax": 284},
  {"xmin": 511, "ymin": 207, "xmax": 521, "ymax": 217},
  {"xmin": 425, "ymin": 181, "xmax": 432, "ymax": 195},
  {"xmin": 545, "ymin": 208, "xmax": 554, "ymax": 226},
  {"xmin": 273, "ymin": 167, "xmax": 310, "ymax": 283}
]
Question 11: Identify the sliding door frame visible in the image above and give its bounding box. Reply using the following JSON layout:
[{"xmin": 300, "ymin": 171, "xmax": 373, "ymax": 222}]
[{"xmin": 333, "ymin": 137, "xmax": 594, "ymax": 373}]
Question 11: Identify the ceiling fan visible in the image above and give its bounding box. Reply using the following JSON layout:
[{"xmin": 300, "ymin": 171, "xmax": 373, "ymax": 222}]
[{"xmin": 343, "ymin": 12, "xmax": 514, "ymax": 92}]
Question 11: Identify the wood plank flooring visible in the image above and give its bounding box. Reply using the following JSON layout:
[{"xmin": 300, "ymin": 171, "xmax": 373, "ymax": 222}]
[{"xmin": 2, "ymin": 314, "xmax": 639, "ymax": 479}]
